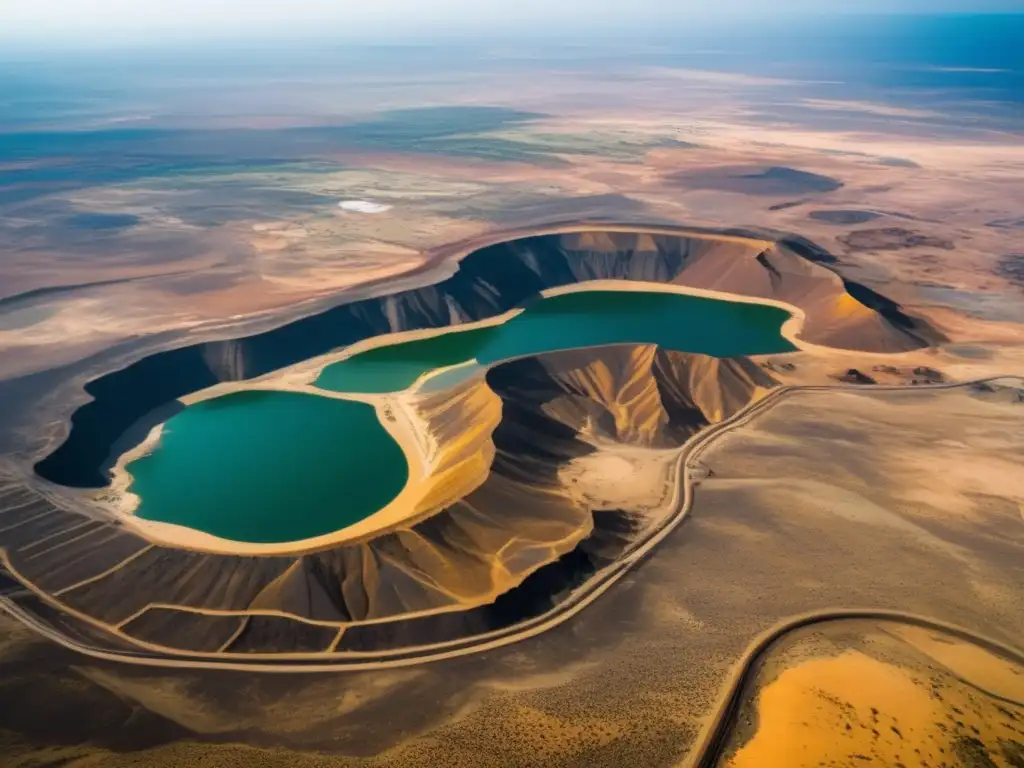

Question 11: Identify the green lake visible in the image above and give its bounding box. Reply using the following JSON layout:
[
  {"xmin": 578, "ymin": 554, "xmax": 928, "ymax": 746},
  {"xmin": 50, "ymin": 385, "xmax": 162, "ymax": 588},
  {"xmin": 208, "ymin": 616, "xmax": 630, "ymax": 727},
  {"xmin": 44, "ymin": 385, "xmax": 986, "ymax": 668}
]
[
  {"xmin": 127, "ymin": 390, "xmax": 408, "ymax": 544},
  {"xmin": 315, "ymin": 289, "xmax": 796, "ymax": 393},
  {"xmin": 125, "ymin": 289, "xmax": 795, "ymax": 545}
]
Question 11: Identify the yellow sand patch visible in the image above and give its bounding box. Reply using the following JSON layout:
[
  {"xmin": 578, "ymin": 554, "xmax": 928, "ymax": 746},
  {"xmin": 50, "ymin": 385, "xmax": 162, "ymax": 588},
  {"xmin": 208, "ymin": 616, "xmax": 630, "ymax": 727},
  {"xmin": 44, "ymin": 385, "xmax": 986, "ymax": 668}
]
[
  {"xmin": 895, "ymin": 625, "xmax": 1024, "ymax": 702},
  {"xmin": 727, "ymin": 648, "xmax": 1024, "ymax": 768}
]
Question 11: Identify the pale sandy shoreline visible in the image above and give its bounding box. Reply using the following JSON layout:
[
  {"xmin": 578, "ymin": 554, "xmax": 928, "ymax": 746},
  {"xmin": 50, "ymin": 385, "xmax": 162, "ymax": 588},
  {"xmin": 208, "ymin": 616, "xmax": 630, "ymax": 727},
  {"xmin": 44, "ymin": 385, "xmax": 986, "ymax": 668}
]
[{"xmin": 106, "ymin": 382, "xmax": 501, "ymax": 556}]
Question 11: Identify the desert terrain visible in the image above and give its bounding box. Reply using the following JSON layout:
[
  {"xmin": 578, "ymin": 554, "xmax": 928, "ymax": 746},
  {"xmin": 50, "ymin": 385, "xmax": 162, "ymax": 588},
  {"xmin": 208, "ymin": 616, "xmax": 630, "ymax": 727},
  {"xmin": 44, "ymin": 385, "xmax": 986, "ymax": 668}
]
[{"xmin": 2, "ymin": 19, "xmax": 1023, "ymax": 767}]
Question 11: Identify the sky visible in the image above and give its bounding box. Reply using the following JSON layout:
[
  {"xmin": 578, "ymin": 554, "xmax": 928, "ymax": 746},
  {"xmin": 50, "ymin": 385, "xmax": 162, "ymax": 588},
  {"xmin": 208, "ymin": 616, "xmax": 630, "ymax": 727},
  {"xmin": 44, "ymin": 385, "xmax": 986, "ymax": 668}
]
[{"xmin": 2, "ymin": 0, "xmax": 1022, "ymax": 46}]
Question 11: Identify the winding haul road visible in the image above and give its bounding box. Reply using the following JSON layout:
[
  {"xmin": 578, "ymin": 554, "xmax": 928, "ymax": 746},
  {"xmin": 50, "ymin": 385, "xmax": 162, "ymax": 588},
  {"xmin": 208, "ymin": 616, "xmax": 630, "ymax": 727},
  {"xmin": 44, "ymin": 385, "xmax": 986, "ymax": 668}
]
[{"xmin": 3, "ymin": 376, "xmax": 1023, "ymax": 765}]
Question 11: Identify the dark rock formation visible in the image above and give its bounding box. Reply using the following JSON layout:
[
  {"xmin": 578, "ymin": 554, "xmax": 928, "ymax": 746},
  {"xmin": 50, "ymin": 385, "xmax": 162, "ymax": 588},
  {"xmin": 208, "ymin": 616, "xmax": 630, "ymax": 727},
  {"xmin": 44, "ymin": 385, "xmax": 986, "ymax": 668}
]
[{"xmin": 837, "ymin": 369, "xmax": 877, "ymax": 385}]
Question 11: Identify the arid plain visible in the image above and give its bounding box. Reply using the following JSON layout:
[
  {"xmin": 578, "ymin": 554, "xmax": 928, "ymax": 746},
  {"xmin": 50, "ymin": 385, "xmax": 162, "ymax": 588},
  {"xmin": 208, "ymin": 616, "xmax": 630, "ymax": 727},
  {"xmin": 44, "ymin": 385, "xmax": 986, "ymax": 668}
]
[{"xmin": 1, "ymin": 28, "xmax": 1023, "ymax": 767}]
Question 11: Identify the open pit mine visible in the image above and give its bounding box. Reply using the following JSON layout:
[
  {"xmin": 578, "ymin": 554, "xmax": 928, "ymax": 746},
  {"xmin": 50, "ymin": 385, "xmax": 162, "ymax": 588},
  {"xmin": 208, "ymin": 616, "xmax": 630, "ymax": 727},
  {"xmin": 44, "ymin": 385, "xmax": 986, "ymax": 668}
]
[{"xmin": 1, "ymin": 225, "xmax": 944, "ymax": 666}]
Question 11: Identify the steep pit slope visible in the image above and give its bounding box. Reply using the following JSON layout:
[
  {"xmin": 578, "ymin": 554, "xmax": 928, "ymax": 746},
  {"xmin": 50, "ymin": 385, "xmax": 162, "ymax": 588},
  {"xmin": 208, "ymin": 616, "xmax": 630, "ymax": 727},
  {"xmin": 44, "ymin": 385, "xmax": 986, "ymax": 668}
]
[
  {"xmin": 35, "ymin": 226, "xmax": 938, "ymax": 489},
  {"xmin": 487, "ymin": 344, "xmax": 776, "ymax": 451}
]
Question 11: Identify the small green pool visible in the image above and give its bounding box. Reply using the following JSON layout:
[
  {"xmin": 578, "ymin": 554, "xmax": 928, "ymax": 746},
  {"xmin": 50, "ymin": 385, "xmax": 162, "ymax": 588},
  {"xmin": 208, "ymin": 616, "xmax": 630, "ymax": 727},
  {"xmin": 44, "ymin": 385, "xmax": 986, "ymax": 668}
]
[{"xmin": 127, "ymin": 390, "xmax": 408, "ymax": 544}]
